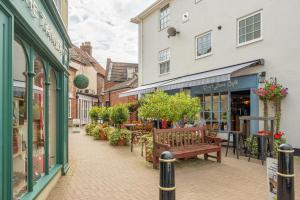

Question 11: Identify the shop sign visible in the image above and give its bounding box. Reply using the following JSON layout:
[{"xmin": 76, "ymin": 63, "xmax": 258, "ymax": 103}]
[
  {"xmin": 21, "ymin": 0, "xmax": 63, "ymax": 54},
  {"xmin": 266, "ymin": 157, "xmax": 278, "ymax": 200},
  {"xmin": 203, "ymin": 80, "xmax": 239, "ymax": 92}
]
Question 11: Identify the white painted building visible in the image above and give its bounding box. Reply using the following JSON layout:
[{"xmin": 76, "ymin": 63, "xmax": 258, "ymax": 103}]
[{"xmin": 123, "ymin": 0, "xmax": 300, "ymax": 151}]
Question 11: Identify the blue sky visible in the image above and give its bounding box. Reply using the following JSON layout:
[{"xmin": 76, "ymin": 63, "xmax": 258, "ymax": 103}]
[{"xmin": 68, "ymin": 0, "xmax": 155, "ymax": 66}]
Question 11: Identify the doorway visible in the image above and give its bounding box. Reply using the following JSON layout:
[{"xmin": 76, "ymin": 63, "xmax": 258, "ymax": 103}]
[{"xmin": 231, "ymin": 90, "xmax": 250, "ymax": 131}]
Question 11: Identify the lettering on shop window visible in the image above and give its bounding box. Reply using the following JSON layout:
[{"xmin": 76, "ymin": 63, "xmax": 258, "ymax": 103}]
[
  {"xmin": 203, "ymin": 80, "xmax": 239, "ymax": 92},
  {"xmin": 21, "ymin": 0, "xmax": 64, "ymax": 54}
]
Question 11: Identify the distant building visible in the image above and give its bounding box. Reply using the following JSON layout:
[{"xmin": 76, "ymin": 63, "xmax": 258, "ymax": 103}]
[
  {"xmin": 104, "ymin": 58, "xmax": 138, "ymax": 107},
  {"xmin": 69, "ymin": 42, "xmax": 106, "ymax": 125}
]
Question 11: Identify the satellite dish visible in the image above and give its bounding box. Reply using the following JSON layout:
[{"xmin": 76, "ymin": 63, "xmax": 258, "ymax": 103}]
[{"xmin": 167, "ymin": 27, "xmax": 180, "ymax": 38}]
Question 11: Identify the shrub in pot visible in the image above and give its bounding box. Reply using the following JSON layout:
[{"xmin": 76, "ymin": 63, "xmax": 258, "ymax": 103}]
[
  {"xmin": 99, "ymin": 107, "xmax": 111, "ymax": 124},
  {"xmin": 91, "ymin": 125, "xmax": 107, "ymax": 140},
  {"xmin": 85, "ymin": 123, "xmax": 97, "ymax": 135},
  {"xmin": 89, "ymin": 107, "xmax": 101, "ymax": 123},
  {"xmin": 110, "ymin": 104, "xmax": 129, "ymax": 127},
  {"xmin": 108, "ymin": 129, "xmax": 131, "ymax": 146}
]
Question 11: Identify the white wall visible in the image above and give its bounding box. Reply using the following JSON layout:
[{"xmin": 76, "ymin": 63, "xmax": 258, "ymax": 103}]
[{"xmin": 138, "ymin": 0, "xmax": 300, "ymax": 148}]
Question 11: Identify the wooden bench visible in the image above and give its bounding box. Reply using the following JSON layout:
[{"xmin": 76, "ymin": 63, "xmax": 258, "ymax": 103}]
[{"xmin": 153, "ymin": 127, "xmax": 222, "ymax": 169}]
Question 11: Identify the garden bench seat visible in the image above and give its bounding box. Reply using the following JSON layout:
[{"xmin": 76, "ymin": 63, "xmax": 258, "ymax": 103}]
[{"xmin": 153, "ymin": 127, "xmax": 222, "ymax": 169}]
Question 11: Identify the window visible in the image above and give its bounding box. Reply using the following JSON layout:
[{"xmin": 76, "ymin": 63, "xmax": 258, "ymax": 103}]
[
  {"xmin": 49, "ymin": 70, "xmax": 57, "ymax": 168},
  {"xmin": 68, "ymin": 99, "xmax": 72, "ymax": 118},
  {"xmin": 199, "ymin": 92, "xmax": 229, "ymax": 131},
  {"xmin": 127, "ymin": 67, "xmax": 135, "ymax": 79},
  {"xmin": 159, "ymin": 49, "xmax": 170, "ymax": 75},
  {"xmin": 33, "ymin": 58, "xmax": 45, "ymax": 184},
  {"xmin": 160, "ymin": 4, "xmax": 170, "ymax": 30},
  {"xmin": 238, "ymin": 11, "xmax": 262, "ymax": 45},
  {"xmin": 196, "ymin": 32, "xmax": 212, "ymax": 58},
  {"xmin": 13, "ymin": 40, "xmax": 28, "ymax": 199}
]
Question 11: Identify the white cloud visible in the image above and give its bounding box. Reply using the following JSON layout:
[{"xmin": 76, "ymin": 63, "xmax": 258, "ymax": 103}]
[{"xmin": 68, "ymin": 0, "xmax": 155, "ymax": 66}]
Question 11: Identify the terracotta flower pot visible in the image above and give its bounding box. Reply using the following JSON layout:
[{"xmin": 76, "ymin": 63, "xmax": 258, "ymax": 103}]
[
  {"xmin": 117, "ymin": 139, "xmax": 127, "ymax": 146},
  {"xmin": 99, "ymin": 130, "xmax": 107, "ymax": 140}
]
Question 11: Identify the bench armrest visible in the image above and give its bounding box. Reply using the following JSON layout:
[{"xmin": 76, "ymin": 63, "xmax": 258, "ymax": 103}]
[{"xmin": 205, "ymin": 136, "xmax": 222, "ymax": 146}]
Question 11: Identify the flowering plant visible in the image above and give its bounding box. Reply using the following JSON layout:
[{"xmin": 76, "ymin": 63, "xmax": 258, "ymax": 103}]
[
  {"xmin": 274, "ymin": 131, "xmax": 284, "ymax": 141},
  {"xmin": 253, "ymin": 79, "xmax": 288, "ymax": 101}
]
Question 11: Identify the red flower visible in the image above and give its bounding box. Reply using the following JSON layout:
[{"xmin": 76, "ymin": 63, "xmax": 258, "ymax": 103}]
[
  {"xmin": 270, "ymin": 85, "xmax": 276, "ymax": 91},
  {"xmin": 274, "ymin": 134, "xmax": 280, "ymax": 140}
]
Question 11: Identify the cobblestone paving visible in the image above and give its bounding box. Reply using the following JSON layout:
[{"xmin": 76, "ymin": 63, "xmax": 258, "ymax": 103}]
[{"xmin": 47, "ymin": 129, "xmax": 300, "ymax": 200}]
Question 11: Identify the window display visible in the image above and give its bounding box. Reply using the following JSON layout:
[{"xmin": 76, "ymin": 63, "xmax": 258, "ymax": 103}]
[
  {"xmin": 13, "ymin": 40, "xmax": 28, "ymax": 199},
  {"xmin": 32, "ymin": 58, "xmax": 45, "ymax": 184}
]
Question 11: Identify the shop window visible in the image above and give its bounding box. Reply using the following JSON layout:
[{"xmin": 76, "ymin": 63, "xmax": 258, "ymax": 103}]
[
  {"xmin": 160, "ymin": 4, "xmax": 170, "ymax": 30},
  {"xmin": 33, "ymin": 58, "xmax": 45, "ymax": 184},
  {"xmin": 49, "ymin": 70, "xmax": 57, "ymax": 168},
  {"xmin": 196, "ymin": 31, "xmax": 212, "ymax": 59},
  {"xmin": 13, "ymin": 40, "xmax": 28, "ymax": 199},
  {"xmin": 238, "ymin": 11, "xmax": 262, "ymax": 45},
  {"xmin": 200, "ymin": 92, "xmax": 229, "ymax": 131}
]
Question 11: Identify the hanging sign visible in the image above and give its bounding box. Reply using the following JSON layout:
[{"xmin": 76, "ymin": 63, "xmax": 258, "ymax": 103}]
[{"xmin": 266, "ymin": 157, "xmax": 278, "ymax": 200}]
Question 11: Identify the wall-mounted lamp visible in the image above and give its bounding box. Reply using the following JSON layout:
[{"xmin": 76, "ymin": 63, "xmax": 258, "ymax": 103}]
[
  {"xmin": 259, "ymin": 71, "xmax": 266, "ymax": 83},
  {"xmin": 218, "ymin": 25, "xmax": 222, "ymax": 30}
]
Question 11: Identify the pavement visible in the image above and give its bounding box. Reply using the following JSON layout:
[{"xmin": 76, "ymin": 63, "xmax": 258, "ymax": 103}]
[{"xmin": 47, "ymin": 128, "xmax": 300, "ymax": 200}]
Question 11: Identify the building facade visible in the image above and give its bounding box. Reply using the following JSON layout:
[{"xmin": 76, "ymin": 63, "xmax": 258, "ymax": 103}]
[
  {"xmin": 0, "ymin": 0, "xmax": 71, "ymax": 199},
  {"xmin": 104, "ymin": 58, "xmax": 138, "ymax": 107},
  {"xmin": 125, "ymin": 0, "xmax": 300, "ymax": 152},
  {"xmin": 69, "ymin": 43, "xmax": 106, "ymax": 125}
]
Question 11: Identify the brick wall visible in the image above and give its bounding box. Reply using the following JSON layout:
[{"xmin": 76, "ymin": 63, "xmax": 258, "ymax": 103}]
[{"xmin": 107, "ymin": 88, "xmax": 138, "ymax": 106}]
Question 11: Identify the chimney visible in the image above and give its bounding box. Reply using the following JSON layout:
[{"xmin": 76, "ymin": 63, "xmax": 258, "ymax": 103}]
[{"xmin": 80, "ymin": 41, "xmax": 92, "ymax": 56}]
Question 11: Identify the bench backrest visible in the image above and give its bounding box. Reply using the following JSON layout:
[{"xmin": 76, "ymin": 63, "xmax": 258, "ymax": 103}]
[{"xmin": 153, "ymin": 127, "xmax": 206, "ymax": 148}]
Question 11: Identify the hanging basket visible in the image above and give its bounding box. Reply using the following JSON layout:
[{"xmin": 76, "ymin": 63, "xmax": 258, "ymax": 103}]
[{"xmin": 73, "ymin": 74, "xmax": 89, "ymax": 89}]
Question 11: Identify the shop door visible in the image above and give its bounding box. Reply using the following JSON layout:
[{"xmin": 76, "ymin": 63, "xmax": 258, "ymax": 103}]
[{"xmin": 231, "ymin": 90, "xmax": 250, "ymax": 131}]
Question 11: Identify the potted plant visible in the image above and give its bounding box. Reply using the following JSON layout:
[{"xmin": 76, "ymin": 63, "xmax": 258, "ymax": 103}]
[
  {"xmin": 108, "ymin": 129, "xmax": 131, "ymax": 146},
  {"xmin": 91, "ymin": 125, "xmax": 107, "ymax": 140},
  {"xmin": 98, "ymin": 107, "xmax": 110, "ymax": 124},
  {"xmin": 85, "ymin": 123, "xmax": 97, "ymax": 136},
  {"xmin": 110, "ymin": 104, "xmax": 129, "ymax": 128}
]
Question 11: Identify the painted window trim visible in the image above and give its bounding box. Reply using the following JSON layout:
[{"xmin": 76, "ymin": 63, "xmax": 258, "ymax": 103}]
[
  {"xmin": 195, "ymin": 31, "xmax": 212, "ymax": 60},
  {"xmin": 159, "ymin": 4, "xmax": 170, "ymax": 31},
  {"xmin": 237, "ymin": 10, "xmax": 263, "ymax": 47},
  {"xmin": 158, "ymin": 48, "xmax": 171, "ymax": 75}
]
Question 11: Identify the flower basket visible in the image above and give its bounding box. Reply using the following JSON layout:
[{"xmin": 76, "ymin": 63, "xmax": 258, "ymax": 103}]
[
  {"xmin": 117, "ymin": 139, "xmax": 127, "ymax": 146},
  {"xmin": 99, "ymin": 129, "xmax": 107, "ymax": 140}
]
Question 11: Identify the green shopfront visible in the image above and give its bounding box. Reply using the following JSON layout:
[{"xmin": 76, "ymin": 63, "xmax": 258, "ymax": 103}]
[{"xmin": 0, "ymin": 0, "xmax": 71, "ymax": 199}]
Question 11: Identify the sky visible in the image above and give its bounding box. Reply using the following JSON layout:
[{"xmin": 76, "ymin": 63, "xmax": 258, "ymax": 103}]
[{"xmin": 68, "ymin": 0, "xmax": 155, "ymax": 67}]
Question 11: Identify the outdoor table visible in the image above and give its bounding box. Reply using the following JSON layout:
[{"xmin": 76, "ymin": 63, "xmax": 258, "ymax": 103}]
[{"xmin": 124, "ymin": 123, "xmax": 136, "ymax": 152}]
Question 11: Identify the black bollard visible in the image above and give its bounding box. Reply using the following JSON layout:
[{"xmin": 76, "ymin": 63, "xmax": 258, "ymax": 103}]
[
  {"xmin": 159, "ymin": 151, "xmax": 176, "ymax": 200},
  {"xmin": 277, "ymin": 144, "xmax": 294, "ymax": 200}
]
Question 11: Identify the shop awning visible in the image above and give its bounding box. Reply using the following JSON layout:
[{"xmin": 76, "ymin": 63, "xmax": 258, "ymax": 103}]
[
  {"xmin": 159, "ymin": 59, "xmax": 263, "ymax": 91},
  {"xmin": 120, "ymin": 59, "xmax": 263, "ymax": 97},
  {"xmin": 119, "ymin": 80, "xmax": 172, "ymax": 97}
]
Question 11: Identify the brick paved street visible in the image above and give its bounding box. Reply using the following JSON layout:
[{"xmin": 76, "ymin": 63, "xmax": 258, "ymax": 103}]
[{"xmin": 47, "ymin": 129, "xmax": 300, "ymax": 200}]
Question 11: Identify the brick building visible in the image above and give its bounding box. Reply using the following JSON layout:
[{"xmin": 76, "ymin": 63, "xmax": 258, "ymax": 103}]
[
  {"xmin": 69, "ymin": 42, "xmax": 106, "ymax": 125},
  {"xmin": 104, "ymin": 58, "xmax": 138, "ymax": 107}
]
